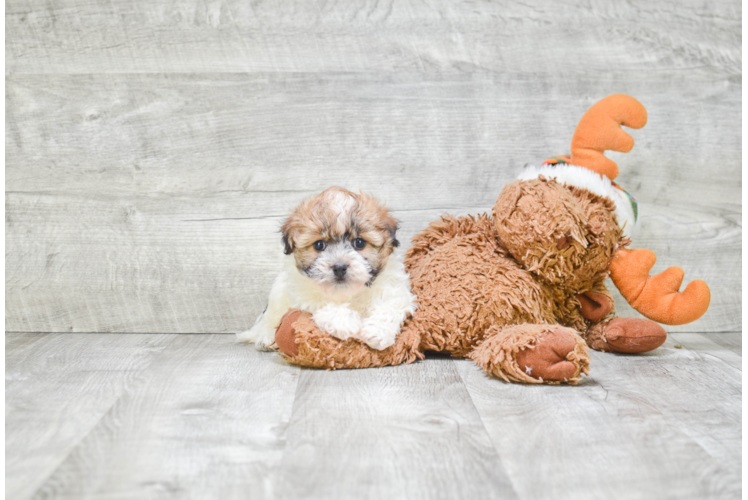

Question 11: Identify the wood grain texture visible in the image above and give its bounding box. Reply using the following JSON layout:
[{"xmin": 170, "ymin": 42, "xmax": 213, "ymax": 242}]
[
  {"xmin": 5, "ymin": 333, "xmax": 177, "ymax": 500},
  {"xmin": 275, "ymin": 359, "xmax": 516, "ymax": 500},
  {"xmin": 669, "ymin": 332, "xmax": 741, "ymax": 370},
  {"xmin": 23, "ymin": 334, "xmax": 300, "ymax": 500},
  {"xmin": 5, "ymin": 72, "xmax": 741, "ymax": 333},
  {"xmin": 6, "ymin": 0, "xmax": 741, "ymax": 76},
  {"xmin": 4, "ymin": 1, "xmax": 742, "ymax": 499},
  {"xmin": 702, "ymin": 332, "xmax": 742, "ymax": 355},
  {"xmin": 4, "ymin": 0, "xmax": 741, "ymax": 335},
  {"xmin": 456, "ymin": 334, "xmax": 742, "ymax": 500},
  {"xmin": 736, "ymin": 199, "xmax": 748, "ymax": 358},
  {"xmin": 6, "ymin": 332, "xmax": 741, "ymax": 499},
  {"xmin": 5, "ymin": 72, "xmax": 741, "ymax": 206},
  {"xmin": 6, "ymin": 192, "xmax": 738, "ymax": 333}
]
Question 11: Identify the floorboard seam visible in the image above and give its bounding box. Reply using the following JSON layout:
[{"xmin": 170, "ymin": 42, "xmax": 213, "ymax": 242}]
[
  {"xmin": 263, "ymin": 357, "xmax": 303, "ymax": 497},
  {"xmin": 23, "ymin": 333, "xmax": 182, "ymax": 499},
  {"xmin": 452, "ymin": 360, "xmax": 522, "ymax": 500}
]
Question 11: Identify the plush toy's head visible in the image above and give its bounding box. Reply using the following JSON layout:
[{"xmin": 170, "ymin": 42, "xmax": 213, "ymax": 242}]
[
  {"xmin": 494, "ymin": 94, "xmax": 711, "ymax": 325},
  {"xmin": 493, "ymin": 176, "xmax": 622, "ymax": 293}
]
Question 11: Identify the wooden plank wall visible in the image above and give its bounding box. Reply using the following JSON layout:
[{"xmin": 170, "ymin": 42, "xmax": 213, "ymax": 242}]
[{"xmin": 6, "ymin": 0, "xmax": 741, "ymax": 334}]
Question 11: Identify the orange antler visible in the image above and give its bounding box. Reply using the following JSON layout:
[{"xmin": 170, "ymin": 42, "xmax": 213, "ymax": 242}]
[
  {"xmin": 570, "ymin": 94, "xmax": 648, "ymax": 180},
  {"xmin": 609, "ymin": 248, "xmax": 711, "ymax": 325}
]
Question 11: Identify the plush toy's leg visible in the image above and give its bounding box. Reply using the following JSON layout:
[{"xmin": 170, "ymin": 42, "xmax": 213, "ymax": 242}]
[
  {"xmin": 468, "ymin": 324, "xmax": 590, "ymax": 385},
  {"xmin": 575, "ymin": 279, "xmax": 667, "ymax": 354},
  {"xmin": 585, "ymin": 317, "xmax": 667, "ymax": 354},
  {"xmin": 274, "ymin": 309, "xmax": 424, "ymax": 369}
]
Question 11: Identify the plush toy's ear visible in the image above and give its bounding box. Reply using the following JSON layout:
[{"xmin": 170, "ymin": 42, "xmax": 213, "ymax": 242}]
[
  {"xmin": 609, "ymin": 248, "xmax": 711, "ymax": 325},
  {"xmin": 570, "ymin": 94, "xmax": 647, "ymax": 181}
]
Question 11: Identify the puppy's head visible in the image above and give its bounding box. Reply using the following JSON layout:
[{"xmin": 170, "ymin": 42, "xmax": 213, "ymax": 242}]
[{"xmin": 281, "ymin": 187, "xmax": 399, "ymax": 298}]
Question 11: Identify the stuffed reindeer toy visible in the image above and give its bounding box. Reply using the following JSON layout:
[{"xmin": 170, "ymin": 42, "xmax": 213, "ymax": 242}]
[{"xmin": 270, "ymin": 94, "xmax": 711, "ymax": 384}]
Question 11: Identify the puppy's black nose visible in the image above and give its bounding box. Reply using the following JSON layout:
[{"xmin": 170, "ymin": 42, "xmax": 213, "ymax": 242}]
[{"xmin": 332, "ymin": 263, "xmax": 348, "ymax": 279}]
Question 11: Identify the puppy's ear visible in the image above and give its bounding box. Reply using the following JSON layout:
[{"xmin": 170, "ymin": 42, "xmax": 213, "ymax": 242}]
[
  {"xmin": 281, "ymin": 233, "xmax": 293, "ymax": 255},
  {"xmin": 382, "ymin": 212, "xmax": 400, "ymax": 248},
  {"xmin": 280, "ymin": 218, "xmax": 295, "ymax": 255},
  {"xmin": 356, "ymin": 191, "xmax": 400, "ymax": 248}
]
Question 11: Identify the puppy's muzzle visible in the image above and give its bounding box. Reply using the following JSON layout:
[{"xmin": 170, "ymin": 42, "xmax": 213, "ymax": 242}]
[{"xmin": 332, "ymin": 263, "xmax": 348, "ymax": 280}]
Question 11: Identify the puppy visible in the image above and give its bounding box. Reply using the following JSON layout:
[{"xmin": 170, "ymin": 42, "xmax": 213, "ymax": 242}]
[{"xmin": 237, "ymin": 186, "xmax": 416, "ymax": 350}]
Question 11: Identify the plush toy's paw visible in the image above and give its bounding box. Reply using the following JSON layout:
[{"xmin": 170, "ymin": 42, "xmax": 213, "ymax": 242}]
[
  {"xmin": 312, "ymin": 303, "xmax": 363, "ymax": 341},
  {"xmin": 469, "ymin": 324, "xmax": 590, "ymax": 385},
  {"xmin": 275, "ymin": 310, "xmax": 423, "ymax": 369},
  {"xmin": 604, "ymin": 317, "xmax": 667, "ymax": 353},
  {"xmin": 585, "ymin": 317, "xmax": 667, "ymax": 353},
  {"xmin": 515, "ymin": 329, "xmax": 583, "ymax": 381},
  {"xmin": 275, "ymin": 310, "xmax": 304, "ymax": 357}
]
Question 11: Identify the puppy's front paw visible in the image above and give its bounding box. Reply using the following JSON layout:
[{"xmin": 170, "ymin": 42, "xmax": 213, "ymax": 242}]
[
  {"xmin": 236, "ymin": 324, "xmax": 276, "ymax": 350},
  {"xmin": 312, "ymin": 304, "xmax": 362, "ymax": 341},
  {"xmin": 359, "ymin": 321, "xmax": 398, "ymax": 350}
]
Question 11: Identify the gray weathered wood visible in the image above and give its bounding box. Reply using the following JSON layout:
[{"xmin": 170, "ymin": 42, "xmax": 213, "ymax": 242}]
[
  {"xmin": 6, "ymin": 332, "xmax": 741, "ymax": 499},
  {"xmin": 5, "ymin": 333, "xmax": 177, "ymax": 500},
  {"xmin": 5, "ymin": 72, "xmax": 740, "ymax": 333},
  {"xmin": 19, "ymin": 334, "xmax": 300, "ymax": 500},
  {"xmin": 6, "ymin": 0, "xmax": 741, "ymax": 335},
  {"xmin": 4, "ymin": 0, "xmax": 742, "ymax": 498},
  {"xmin": 5, "ymin": 72, "xmax": 741, "ymax": 207},
  {"xmin": 669, "ymin": 332, "xmax": 741, "ymax": 370},
  {"xmin": 740, "ymin": 372, "xmax": 748, "ymax": 498},
  {"xmin": 6, "ymin": 0, "xmax": 740, "ymax": 76},
  {"xmin": 275, "ymin": 360, "xmax": 517, "ymax": 500},
  {"xmin": 5, "ymin": 190, "xmax": 738, "ymax": 333},
  {"xmin": 456, "ymin": 334, "xmax": 742, "ymax": 500},
  {"xmin": 702, "ymin": 332, "xmax": 742, "ymax": 355}
]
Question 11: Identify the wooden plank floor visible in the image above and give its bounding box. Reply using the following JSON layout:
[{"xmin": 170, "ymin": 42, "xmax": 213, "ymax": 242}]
[{"xmin": 6, "ymin": 332, "xmax": 741, "ymax": 499}]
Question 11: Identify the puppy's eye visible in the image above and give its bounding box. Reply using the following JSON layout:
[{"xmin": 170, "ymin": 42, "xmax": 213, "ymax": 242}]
[
  {"xmin": 353, "ymin": 238, "xmax": 366, "ymax": 250},
  {"xmin": 313, "ymin": 240, "xmax": 326, "ymax": 252}
]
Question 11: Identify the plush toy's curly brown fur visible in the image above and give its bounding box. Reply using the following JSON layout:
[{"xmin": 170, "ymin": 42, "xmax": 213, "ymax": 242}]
[
  {"xmin": 494, "ymin": 180, "xmax": 622, "ymax": 293},
  {"xmin": 270, "ymin": 95, "xmax": 710, "ymax": 385},
  {"xmin": 274, "ymin": 177, "xmax": 658, "ymax": 385}
]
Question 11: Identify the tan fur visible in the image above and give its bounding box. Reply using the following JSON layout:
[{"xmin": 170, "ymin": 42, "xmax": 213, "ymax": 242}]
[
  {"xmin": 275, "ymin": 179, "xmax": 650, "ymax": 384},
  {"xmin": 404, "ymin": 214, "xmax": 557, "ymax": 357},
  {"xmin": 281, "ymin": 186, "xmax": 399, "ymax": 274},
  {"xmin": 259, "ymin": 95, "xmax": 702, "ymax": 383}
]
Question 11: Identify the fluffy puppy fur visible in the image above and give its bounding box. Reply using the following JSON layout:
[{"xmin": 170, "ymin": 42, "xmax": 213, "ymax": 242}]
[{"xmin": 237, "ymin": 186, "xmax": 416, "ymax": 350}]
